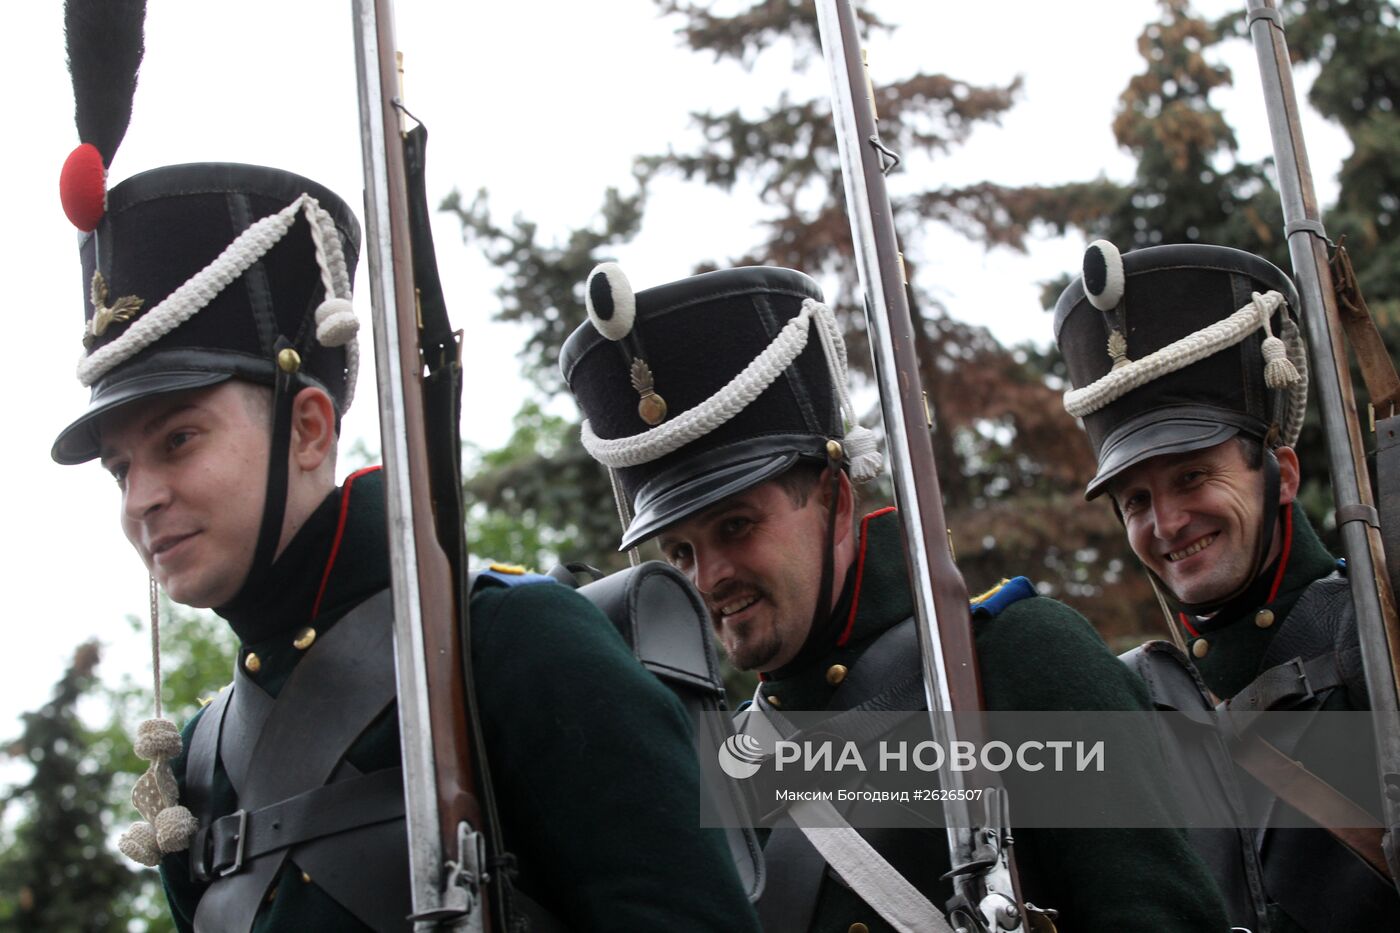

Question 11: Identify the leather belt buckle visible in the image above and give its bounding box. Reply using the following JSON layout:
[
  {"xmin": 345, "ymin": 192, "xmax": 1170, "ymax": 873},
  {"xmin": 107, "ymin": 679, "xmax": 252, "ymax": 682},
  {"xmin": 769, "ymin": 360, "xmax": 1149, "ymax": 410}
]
[
  {"xmin": 1290, "ymin": 657, "xmax": 1316, "ymax": 703},
  {"xmin": 212, "ymin": 808, "xmax": 249, "ymax": 878}
]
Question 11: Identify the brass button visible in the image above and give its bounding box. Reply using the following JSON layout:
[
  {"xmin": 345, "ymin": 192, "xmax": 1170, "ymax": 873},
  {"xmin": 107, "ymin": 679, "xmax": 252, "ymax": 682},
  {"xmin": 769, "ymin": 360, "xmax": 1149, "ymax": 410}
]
[
  {"xmin": 1255, "ymin": 609, "xmax": 1276, "ymax": 629},
  {"xmin": 848, "ymin": 924, "xmax": 870, "ymax": 933},
  {"xmin": 767, "ymin": 694, "xmax": 782, "ymax": 708},
  {"xmin": 292, "ymin": 627, "xmax": 317, "ymax": 650},
  {"xmin": 277, "ymin": 347, "xmax": 302, "ymax": 373},
  {"xmin": 826, "ymin": 439, "xmax": 844, "ymax": 460},
  {"xmin": 301, "ymin": 871, "xmax": 312, "ymax": 884},
  {"xmin": 826, "ymin": 664, "xmax": 849, "ymax": 686},
  {"xmin": 245, "ymin": 651, "xmax": 262, "ymax": 673},
  {"xmin": 1191, "ymin": 638, "xmax": 1210, "ymax": 659}
]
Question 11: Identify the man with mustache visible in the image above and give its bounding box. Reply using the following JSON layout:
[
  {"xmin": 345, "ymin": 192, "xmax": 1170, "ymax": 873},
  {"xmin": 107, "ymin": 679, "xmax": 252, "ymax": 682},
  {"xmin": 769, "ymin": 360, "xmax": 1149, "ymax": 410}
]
[
  {"xmin": 1054, "ymin": 240, "xmax": 1400, "ymax": 931},
  {"xmin": 563, "ymin": 262, "xmax": 1230, "ymax": 932}
]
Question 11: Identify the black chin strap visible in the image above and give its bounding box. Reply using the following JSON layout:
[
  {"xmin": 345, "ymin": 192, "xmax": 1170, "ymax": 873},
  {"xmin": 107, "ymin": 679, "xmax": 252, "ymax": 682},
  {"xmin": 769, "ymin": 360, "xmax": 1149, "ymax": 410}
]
[
  {"xmin": 229, "ymin": 339, "xmax": 299, "ymax": 606},
  {"xmin": 812, "ymin": 452, "xmax": 843, "ymax": 635},
  {"xmin": 767, "ymin": 450, "xmax": 846, "ymax": 679}
]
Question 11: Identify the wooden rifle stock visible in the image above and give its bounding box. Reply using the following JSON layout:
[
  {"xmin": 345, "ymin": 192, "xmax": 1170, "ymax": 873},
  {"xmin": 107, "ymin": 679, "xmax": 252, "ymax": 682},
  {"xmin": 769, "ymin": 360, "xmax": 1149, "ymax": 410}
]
[{"xmin": 352, "ymin": 1, "xmax": 495, "ymax": 928}]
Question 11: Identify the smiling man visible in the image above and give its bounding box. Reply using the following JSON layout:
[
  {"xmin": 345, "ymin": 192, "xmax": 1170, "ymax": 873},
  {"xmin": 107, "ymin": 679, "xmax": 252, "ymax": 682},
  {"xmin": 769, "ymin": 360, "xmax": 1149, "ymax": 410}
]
[
  {"xmin": 1055, "ymin": 241, "xmax": 1400, "ymax": 931},
  {"xmin": 564, "ymin": 262, "xmax": 1231, "ymax": 932}
]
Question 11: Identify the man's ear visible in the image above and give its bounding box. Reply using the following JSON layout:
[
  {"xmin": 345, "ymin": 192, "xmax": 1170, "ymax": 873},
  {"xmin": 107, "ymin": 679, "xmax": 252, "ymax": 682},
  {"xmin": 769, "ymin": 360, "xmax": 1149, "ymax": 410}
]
[
  {"xmin": 289, "ymin": 386, "xmax": 337, "ymax": 474},
  {"xmin": 1276, "ymin": 445, "xmax": 1301, "ymax": 505}
]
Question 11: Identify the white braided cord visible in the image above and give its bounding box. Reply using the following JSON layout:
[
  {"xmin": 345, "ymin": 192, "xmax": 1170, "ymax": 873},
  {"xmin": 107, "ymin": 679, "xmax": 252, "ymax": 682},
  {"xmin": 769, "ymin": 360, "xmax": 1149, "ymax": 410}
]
[
  {"xmin": 581, "ymin": 299, "xmax": 818, "ymax": 467},
  {"xmin": 581, "ymin": 296, "xmax": 883, "ymax": 480},
  {"xmin": 811, "ymin": 304, "xmax": 882, "ymax": 481},
  {"xmin": 305, "ymin": 201, "xmax": 359, "ymax": 410},
  {"xmin": 1064, "ymin": 290, "xmax": 1287, "ymax": 418},
  {"xmin": 76, "ymin": 195, "xmax": 360, "ymax": 412},
  {"xmin": 1281, "ymin": 312, "xmax": 1308, "ymax": 445}
]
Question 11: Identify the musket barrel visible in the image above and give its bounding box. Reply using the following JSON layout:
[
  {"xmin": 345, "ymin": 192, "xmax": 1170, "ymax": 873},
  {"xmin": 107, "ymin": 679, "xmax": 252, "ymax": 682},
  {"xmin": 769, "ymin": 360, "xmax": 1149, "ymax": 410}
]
[
  {"xmin": 815, "ymin": 1, "xmax": 1024, "ymax": 926},
  {"xmin": 352, "ymin": 0, "xmax": 483, "ymax": 927},
  {"xmin": 1246, "ymin": 0, "xmax": 1400, "ymax": 881},
  {"xmin": 812, "ymin": 0, "xmax": 979, "ymax": 731}
]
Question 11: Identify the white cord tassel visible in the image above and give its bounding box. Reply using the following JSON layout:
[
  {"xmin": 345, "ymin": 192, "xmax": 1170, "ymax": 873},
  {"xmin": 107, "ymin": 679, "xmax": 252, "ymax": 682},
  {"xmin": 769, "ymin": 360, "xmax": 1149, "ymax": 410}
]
[
  {"xmin": 119, "ymin": 580, "xmax": 196, "ymax": 867},
  {"xmin": 1256, "ymin": 292, "xmax": 1301, "ymax": 390},
  {"xmin": 842, "ymin": 424, "xmax": 883, "ymax": 483}
]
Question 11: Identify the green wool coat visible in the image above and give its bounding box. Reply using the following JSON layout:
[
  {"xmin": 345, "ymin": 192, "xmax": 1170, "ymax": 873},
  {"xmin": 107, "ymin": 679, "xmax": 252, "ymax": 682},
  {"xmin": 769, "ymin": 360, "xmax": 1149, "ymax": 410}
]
[
  {"xmin": 756, "ymin": 508, "xmax": 1231, "ymax": 933},
  {"xmin": 159, "ymin": 467, "xmax": 759, "ymax": 932}
]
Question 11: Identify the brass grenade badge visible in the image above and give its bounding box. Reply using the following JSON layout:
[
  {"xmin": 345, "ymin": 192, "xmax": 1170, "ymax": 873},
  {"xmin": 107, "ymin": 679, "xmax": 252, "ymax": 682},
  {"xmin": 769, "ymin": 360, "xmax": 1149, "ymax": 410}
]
[{"xmin": 631, "ymin": 358, "xmax": 667, "ymax": 426}]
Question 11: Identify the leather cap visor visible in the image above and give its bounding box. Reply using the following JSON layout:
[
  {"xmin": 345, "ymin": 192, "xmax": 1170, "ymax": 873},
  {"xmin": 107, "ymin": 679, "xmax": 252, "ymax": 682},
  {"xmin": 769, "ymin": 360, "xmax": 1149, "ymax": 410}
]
[
  {"xmin": 621, "ymin": 436, "xmax": 821, "ymax": 550},
  {"xmin": 1085, "ymin": 407, "xmax": 1265, "ymax": 500},
  {"xmin": 52, "ymin": 366, "xmax": 235, "ymax": 465}
]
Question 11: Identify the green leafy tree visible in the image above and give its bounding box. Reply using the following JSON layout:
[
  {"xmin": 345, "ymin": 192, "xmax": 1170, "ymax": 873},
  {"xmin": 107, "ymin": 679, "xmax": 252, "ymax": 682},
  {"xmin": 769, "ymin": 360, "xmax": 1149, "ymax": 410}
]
[
  {"xmin": 442, "ymin": 185, "xmax": 646, "ymax": 574},
  {"xmin": 447, "ymin": 2, "xmax": 1126, "ymax": 621},
  {"xmin": 1, "ymin": 604, "xmax": 237, "ymax": 931},
  {"xmin": 0, "ymin": 643, "xmax": 136, "ymax": 932},
  {"xmin": 1105, "ymin": 0, "xmax": 1286, "ymax": 256},
  {"xmin": 1206, "ymin": 0, "xmax": 1400, "ymax": 537},
  {"xmin": 448, "ymin": 0, "xmax": 1394, "ymax": 646},
  {"xmin": 1279, "ymin": 0, "xmax": 1400, "ymax": 304}
]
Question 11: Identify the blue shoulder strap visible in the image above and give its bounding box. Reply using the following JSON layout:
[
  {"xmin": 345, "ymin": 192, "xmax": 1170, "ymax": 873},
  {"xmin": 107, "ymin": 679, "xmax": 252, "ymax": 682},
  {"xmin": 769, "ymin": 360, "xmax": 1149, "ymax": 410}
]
[
  {"xmin": 970, "ymin": 576, "xmax": 1037, "ymax": 619},
  {"xmin": 469, "ymin": 564, "xmax": 559, "ymax": 592}
]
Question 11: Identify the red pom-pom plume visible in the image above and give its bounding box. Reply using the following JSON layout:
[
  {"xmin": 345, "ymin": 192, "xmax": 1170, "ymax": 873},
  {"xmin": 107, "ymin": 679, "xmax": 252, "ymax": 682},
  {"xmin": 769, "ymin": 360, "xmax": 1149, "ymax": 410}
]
[{"xmin": 60, "ymin": 143, "xmax": 107, "ymax": 232}]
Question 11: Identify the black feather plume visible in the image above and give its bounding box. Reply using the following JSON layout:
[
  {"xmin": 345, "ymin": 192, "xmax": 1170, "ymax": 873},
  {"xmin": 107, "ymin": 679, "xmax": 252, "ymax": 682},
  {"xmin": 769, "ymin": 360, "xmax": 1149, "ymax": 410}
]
[{"xmin": 65, "ymin": 0, "xmax": 147, "ymax": 167}]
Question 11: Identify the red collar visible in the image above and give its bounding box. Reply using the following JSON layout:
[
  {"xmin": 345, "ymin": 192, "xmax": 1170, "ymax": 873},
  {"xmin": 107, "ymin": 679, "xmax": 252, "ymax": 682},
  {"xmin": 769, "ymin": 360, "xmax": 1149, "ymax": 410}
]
[
  {"xmin": 309, "ymin": 465, "xmax": 382, "ymax": 619},
  {"xmin": 836, "ymin": 507, "xmax": 896, "ymax": 647}
]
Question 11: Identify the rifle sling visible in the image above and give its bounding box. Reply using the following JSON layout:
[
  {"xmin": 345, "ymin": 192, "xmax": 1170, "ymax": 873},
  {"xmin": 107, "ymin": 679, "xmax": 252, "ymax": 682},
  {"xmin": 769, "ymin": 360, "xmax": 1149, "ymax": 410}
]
[
  {"xmin": 1328, "ymin": 246, "xmax": 1400, "ymax": 609},
  {"xmin": 1378, "ymin": 413, "xmax": 1400, "ymax": 614},
  {"xmin": 1230, "ymin": 731, "xmax": 1391, "ymax": 880},
  {"xmin": 1330, "ymin": 245, "xmax": 1400, "ymax": 414},
  {"xmin": 1222, "ymin": 652, "xmax": 1344, "ymax": 716},
  {"xmin": 753, "ymin": 618, "xmax": 939, "ymax": 931}
]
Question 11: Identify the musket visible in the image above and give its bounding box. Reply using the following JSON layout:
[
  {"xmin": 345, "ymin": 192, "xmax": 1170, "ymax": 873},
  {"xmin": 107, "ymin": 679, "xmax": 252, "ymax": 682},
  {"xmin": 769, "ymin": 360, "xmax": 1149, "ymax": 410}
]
[
  {"xmin": 1245, "ymin": 0, "xmax": 1400, "ymax": 885},
  {"xmin": 813, "ymin": 2, "xmax": 1036, "ymax": 929},
  {"xmin": 351, "ymin": 2, "xmax": 507, "ymax": 929}
]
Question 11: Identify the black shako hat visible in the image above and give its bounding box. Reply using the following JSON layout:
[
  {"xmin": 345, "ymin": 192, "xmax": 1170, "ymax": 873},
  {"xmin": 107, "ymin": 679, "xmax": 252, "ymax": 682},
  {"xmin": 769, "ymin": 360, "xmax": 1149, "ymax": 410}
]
[
  {"xmin": 562, "ymin": 265, "xmax": 881, "ymax": 550},
  {"xmin": 1054, "ymin": 241, "xmax": 1306, "ymax": 500},
  {"xmin": 52, "ymin": 163, "xmax": 362, "ymax": 464}
]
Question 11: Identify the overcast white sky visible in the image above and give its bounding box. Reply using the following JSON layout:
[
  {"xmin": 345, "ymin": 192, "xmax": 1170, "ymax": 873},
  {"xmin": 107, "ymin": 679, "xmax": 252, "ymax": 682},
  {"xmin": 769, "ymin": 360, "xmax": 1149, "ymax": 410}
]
[{"xmin": 2, "ymin": 1, "xmax": 1348, "ymax": 754}]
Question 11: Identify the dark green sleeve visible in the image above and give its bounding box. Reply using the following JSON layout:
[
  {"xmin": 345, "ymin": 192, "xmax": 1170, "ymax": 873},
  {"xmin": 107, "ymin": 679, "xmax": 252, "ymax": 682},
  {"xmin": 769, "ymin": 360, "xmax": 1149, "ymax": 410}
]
[
  {"xmin": 470, "ymin": 582, "xmax": 760, "ymax": 933},
  {"xmin": 975, "ymin": 597, "xmax": 1230, "ymax": 933}
]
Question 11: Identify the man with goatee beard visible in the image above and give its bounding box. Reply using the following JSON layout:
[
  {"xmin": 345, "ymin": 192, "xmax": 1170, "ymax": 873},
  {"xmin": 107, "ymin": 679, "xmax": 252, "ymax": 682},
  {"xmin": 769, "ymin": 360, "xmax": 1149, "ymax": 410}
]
[{"xmin": 563, "ymin": 261, "xmax": 1231, "ymax": 933}]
